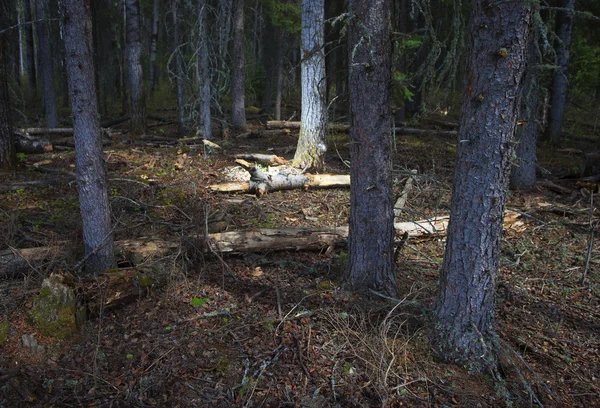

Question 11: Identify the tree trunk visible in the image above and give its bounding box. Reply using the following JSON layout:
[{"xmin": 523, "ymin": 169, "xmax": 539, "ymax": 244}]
[
  {"xmin": 171, "ymin": 0, "xmax": 186, "ymax": 137},
  {"xmin": 35, "ymin": 0, "xmax": 59, "ymax": 128},
  {"xmin": 61, "ymin": 0, "xmax": 116, "ymax": 275},
  {"xmin": 293, "ymin": 0, "xmax": 327, "ymax": 171},
  {"xmin": 231, "ymin": 0, "xmax": 247, "ymax": 130},
  {"xmin": 118, "ymin": 0, "xmax": 128, "ymax": 115},
  {"xmin": 261, "ymin": 15, "xmax": 274, "ymax": 114},
  {"xmin": 511, "ymin": 37, "xmax": 540, "ymax": 190},
  {"xmin": 125, "ymin": 0, "xmax": 146, "ymax": 135},
  {"xmin": 147, "ymin": 0, "xmax": 160, "ymax": 95},
  {"xmin": 197, "ymin": 0, "xmax": 212, "ymax": 139},
  {"xmin": 274, "ymin": 27, "xmax": 284, "ymax": 121},
  {"xmin": 22, "ymin": 0, "xmax": 36, "ymax": 90},
  {"xmin": 0, "ymin": 33, "xmax": 16, "ymax": 170},
  {"xmin": 430, "ymin": 0, "xmax": 533, "ymax": 372},
  {"xmin": 344, "ymin": 0, "xmax": 395, "ymax": 296},
  {"xmin": 547, "ymin": 0, "xmax": 576, "ymax": 146}
]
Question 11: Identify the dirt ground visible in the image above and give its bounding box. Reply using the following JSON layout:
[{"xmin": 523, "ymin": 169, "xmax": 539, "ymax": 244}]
[{"xmin": 1, "ymin": 116, "xmax": 599, "ymax": 407}]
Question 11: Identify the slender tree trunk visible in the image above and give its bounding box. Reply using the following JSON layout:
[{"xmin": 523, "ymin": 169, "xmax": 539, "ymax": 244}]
[
  {"xmin": 547, "ymin": 0, "xmax": 576, "ymax": 146},
  {"xmin": 35, "ymin": 0, "xmax": 58, "ymax": 127},
  {"xmin": 430, "ymin": 0, "xmax": 533, "ymax": 372},
  {"xmin": 197, "ymin": 0, "xmax": 212, "ymax": 139},
  {"xmin": 261, "ymin": 15, "xmax": 274, "ymax": 114},
  {"xmin": 23, "ymin": 0, "xmax": 36, "ymax": 90},
  {"xmin": 274, "ymin": 27, "xmax": 284, "ymax": 121},
  {"xmin": 344, "ymin": 0, "xmax": 395, "ymax": 296},
  {"xmin": 125, "ymin": 0, "xmax": 146, "ymax": 135},
  {"xmin": 231, "ymin": 0, "xmax": 247, "ymax": 130},
  {"xmin": 148, "ymin": 0, "xmax": 160, "ymax": 95},
  {"xmin": 118, "ymin": 0, "xmax": 128, "ymax": 115},
  {"xmin": 511, "ymin": 37, "xmax": 540, "ymax": 190},
  {"xmin": 172, "ymin": 0, "xmax": 186, "ymax": 137},
  {"xmin": 0, "ymin": 35, "xmax": 16, "ymax": 171},
  {"xmin": 61, "ymin": 0, "xmax": 116, "ymax": 275},
  {"xmin": 293, "ymin": 0, "xmax": 327, "ymax": 171}
]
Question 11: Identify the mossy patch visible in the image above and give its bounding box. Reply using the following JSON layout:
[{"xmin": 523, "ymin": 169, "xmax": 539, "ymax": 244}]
[
  {"xmin": 0, "ymin": 320, "xmax": 9, "ymax": 345},
  {"xmin": 28, "ymin": 277, "xmax": 79, "ymax": 339}
]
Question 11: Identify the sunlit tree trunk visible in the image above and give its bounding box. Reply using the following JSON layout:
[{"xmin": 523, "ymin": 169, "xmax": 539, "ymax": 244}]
[
  {"xmin": 197, "ymin": 0, "xmax": 212, "ymax": 139},
  {"xmin": 344, "ymin": 0, "xmax": 395, "ymax": 296},
  {"xmin": 231, "ymin": 0, "xmax": 247, "ymax": 130},
  {"xmin": 293, "ymin": 0, "xmax": 326, "ymax": 171},
  {"xmin": 125, "ymin": 0, "xmax": 146, "ymax": 135},
  {"xmin": 61, "ymin": 0, "xmax": 116, "ymax": 275},
  {"xmin": 430, "ymin": 0, "xmax": 533, "ymax": 372},
  {"xmin": 35, "ymin": 0, "xmax": 58, "ymax": 127},
  {"xmin": 547, "ymin": 0, "xmax": 576, "ymax": 146}
]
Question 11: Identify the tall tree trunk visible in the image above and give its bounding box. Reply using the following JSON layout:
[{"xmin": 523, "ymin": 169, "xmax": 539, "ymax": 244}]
[
  {"xmin": 172, "ymin": 0, "xmax": 186, "ymax": 137},
  {"xmin": 274, "ymin": 27, "xmax": 284, "ymax": 121},
  {"xmin": 125, "ymin": 0, "xmax": 146, "ymax": 135},
  {"xmin": 231, "ymin": 0, "xmax": 247, "ymax": 130},
  {"xmin": 293, "ymin": 0, "xmax": 326, "ymax": 171},
  {"xmin": 344, "ymin": 0, "xmax": 395, "ymax": 296},
  {"xmin": 35, "ymin": 0, "xmax": 59, "ymax": 127},
  {"xmin": 148, "ymin": 0, "xmax": 160, "ymax": 95},
  {"xmin": 0, "ymin": 34, "xmax": 16, "ymax": 170},
  {"xmin": 197, "ymin": 0, "xmax": 212, "ymax": 139},
  {"xmin": 430, "ymin": 0, "xmax": 533, "ymax": 372},
  {"xmin": 261, "ymin": 15, "xmax": 274, "ymax": 114},
  {"xmin": 61, "ymin": 0, "xmax": 116, "ymax": 275},
  {"xmin": 547, "ymin": 0, "xmax": 576, "ymax": 146},
  {"xmin": 23, "ymin": 0, "xmax": 36, "ymax": 90},
  {"xmin": 118, "ymin": 0, "xmax": 128, "ymax": 115},
  {"xmin": 511, "ymin": 37, "xmax": 540, "ymax": 190}
]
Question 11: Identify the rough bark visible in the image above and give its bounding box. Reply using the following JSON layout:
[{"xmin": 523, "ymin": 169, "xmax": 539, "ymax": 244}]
[
  {"xmin": 430, "ymin": 0, "xmax": 533, "ymax": 372},
  {"xmin": 231, "ymin": 0, "xmax": 247, "ymax": 130},
  {"xmin": 0, "ymin": 33, "xmax": 15, "ymax": 170},
  {"xmin": 344, "ymin": 0, "xmax": 395, "ymax": 296},
  {"xmin": 22, "ymin": 0, "xmax": 36, "ymax": 90},
  {"xmin": 125, "ymin": 0, "xmax": 146, "ymax": 135},
  {"xmin": 61, "ymin": 0, "xmax": 116, "ymax": 275},
  {"xmin": 511, "ymin": 37, "xmax": 540, "ymax": 190},
  {"xmin": 172, "ymin": 0, "xmax": 186, "ymax": 137},
  {"xmin": 294, "ymin": 0, "xmax": 327, "ymax": 171},
  {"xmin": 35, "ymin": 0, "xmax": 59, "ymax": 128},
  {"xmin": 147, "ymin": 0, "xmax": 160, "ymax": 95},
  {"xmin": 197, "ymin": 0, "xmax": 212, "ymax": 139},
  {"xmin": 547, "ymin": 0, "xmax": 576, "ymax": 146}
]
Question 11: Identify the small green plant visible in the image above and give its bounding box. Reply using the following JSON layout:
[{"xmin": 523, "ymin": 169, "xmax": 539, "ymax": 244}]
[
  {"xmin": 16, "ymin": 152, "xmax": 27, "ymax": 162},
  {"xmin": 191, "ymin": 297, "xmax": 208, "ymax": 307},
  {"xmin": 126, "ymin": 353, "xmax": 134, "ymax": 359}
]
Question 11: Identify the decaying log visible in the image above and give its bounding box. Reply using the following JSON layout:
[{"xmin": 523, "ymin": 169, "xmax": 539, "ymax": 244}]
[
  {"xmin": 208, "ymin": 166, "xmax": 351, "ymax": 195},
  {"xmin": 19, "ymin": 127, "xmax": 75, "ymax": 136},
  {"xmin": 394, "ymin": 127, "xmax": 457, "ymax": 136},
  {"xmin": 0, "ymin": 244, "xmax": 73, "ymax": 279},
  {"xmin": 538, "ymin": 180, "xmax": 575, "ymax": 195},
  {"xmin": 267, "ymin": 121, "xmax": 350, "ymax": 132},
  {"xmin": 394, "ymin": 169, "xmax": 417, "ymax": 222},
  {"xmin": 13, "ymin": 132, "xmax": 52, "ymax": 154},
  {"xmin": 234, "ymin": 153, "xmax": 290, "ymax": 165},
  {"xmin": 0, "ymin": 178, "xmax": 71, "ymax": 192}
]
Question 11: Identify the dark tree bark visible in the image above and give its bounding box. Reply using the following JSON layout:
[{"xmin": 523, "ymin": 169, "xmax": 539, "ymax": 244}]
[
  {"xmin": 35, "ymin": 0, "xmax": 59, "ymax": 128},
  {"xmin": 273, "ymin": 27, "xmax": 284, "ymax": 121},
  {"xmin": 92, "ymin": 0, "xmax": 116, "ymax": 116},
  {"xmin": 0, "ymin": 25, "xmax": 16, "ymax": 170},
  {"xmin": 231, "ymin": 0, "xmax": 247, "ymax": 130},
  {"xmin": 293, "ymin": 0, "xmax": 327, "ymax": 171},
  {"xmin": 61, "ymin": 0, "xmax": 116, "ymax": 275},
  {"xmin": 511, "ymin": 37, "xmax": 540, "ymax": 190},
  {"xmin": 118, "ymin": 0, "xmax": 128, "ymax": 115},
  {"xmin": 261, "ymin": 15, "xmax": 275, "ymax": 114},
  {"xmin": 547, "ymin": 0, "xmax": 576, "ymax": 146},
  {"xmin": 430, "ymin": 0, "xmax": 533, "ymax": 372},
  {"xmin": 22, "ymin": 0, "xmax": 36, "ymax": 90},
  {"xmin": 125, "ymin": 0, "xmax": 146, "ymax": 135},
  {"xmin": 197, "ymin": 0, "xmax": 212, "ymax": 139},
  {"xmin": 171, "ymin": 0, "xmax": 186, "ymax": 137},
  {"xmin": 344, "ymin": 0, "xmax": 396, "ymax": 296},
  {"xmin": 147, "ymin": 0, "xmax": 160, "ymax": 95}
]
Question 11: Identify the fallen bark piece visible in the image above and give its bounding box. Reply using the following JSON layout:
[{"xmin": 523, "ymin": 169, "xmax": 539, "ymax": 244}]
[
  {"xmin": 207, "ymin": 166, "xmax": 351, "ymax": 195},
  {"xmin": 13, "ymin": 132, "xmax": 52, "ymax": 154},
  {"xmin": 234, "ymin": 153, "xmax": 290, "ymax": 165}
]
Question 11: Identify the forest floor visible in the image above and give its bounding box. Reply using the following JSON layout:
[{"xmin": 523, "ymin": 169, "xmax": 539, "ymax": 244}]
[{"xmin": 0, "ymin": 114, "xmax": 599, "ymax": 407}]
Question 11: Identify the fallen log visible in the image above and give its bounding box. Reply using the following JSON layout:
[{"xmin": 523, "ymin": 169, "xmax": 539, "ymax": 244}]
[
  {"xmin": 233, "ymin": 153, "xmax": 290, "ymax": 166},
  {"xmin": 267, "ymin": 121, "xmax": 350, "ymax": 132},
  {"xmin": 0, "ymin": 178, "xmax": 71, "ymax": 192},
  {"xmin": 19, "ymin": 127, "xmax": 75, "ymax": 136},
  {"xmin": 394, "ymin": 127, "xmax": 457, "ymax": 136},
  {"xmin": 208, "ymin": 166, "xmax": 350, "ymax": 195},
  {"xmin": 13, "ymin": 132, "xmax": 52, "ymax": 154}
]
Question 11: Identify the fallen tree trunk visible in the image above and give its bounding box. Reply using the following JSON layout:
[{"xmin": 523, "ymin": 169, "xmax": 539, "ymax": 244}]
[
  {"xmin": 267, "ymin": 121, "xmax": 350, "ymax": 132},
  {"xmin": 13, "ymin": 132, "xmax": 53, "ymax": 154},
  {"xmin": 394, "ymin": 127, "xmax": 457, "ymax": 136},
  {"xmin": 0, "ymin": 178, "xmax": 71, "ymax": 192},
  {"xmin": 233, "ymin": 154, "xmax": 290, "ymax": 165},
  {"xmin": 208, "ymin": 166, "xmax": 350, "ymax": 195},
  {"xmin": 19, "ymin": 127, "xmax": 75, "ymax": 136}
]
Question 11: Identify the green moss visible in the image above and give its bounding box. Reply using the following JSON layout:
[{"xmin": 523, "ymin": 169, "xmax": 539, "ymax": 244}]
[
  {"xmin": 28, "ymin": 280, "xmax": 79, "ymax": 339},
  {"xmin": 0, "ymin": 321, "xmax": 9, "ymax": 345},
  {"xmin": 245, "ymin": 105, "xmax": 260, "ymax": 114}
]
